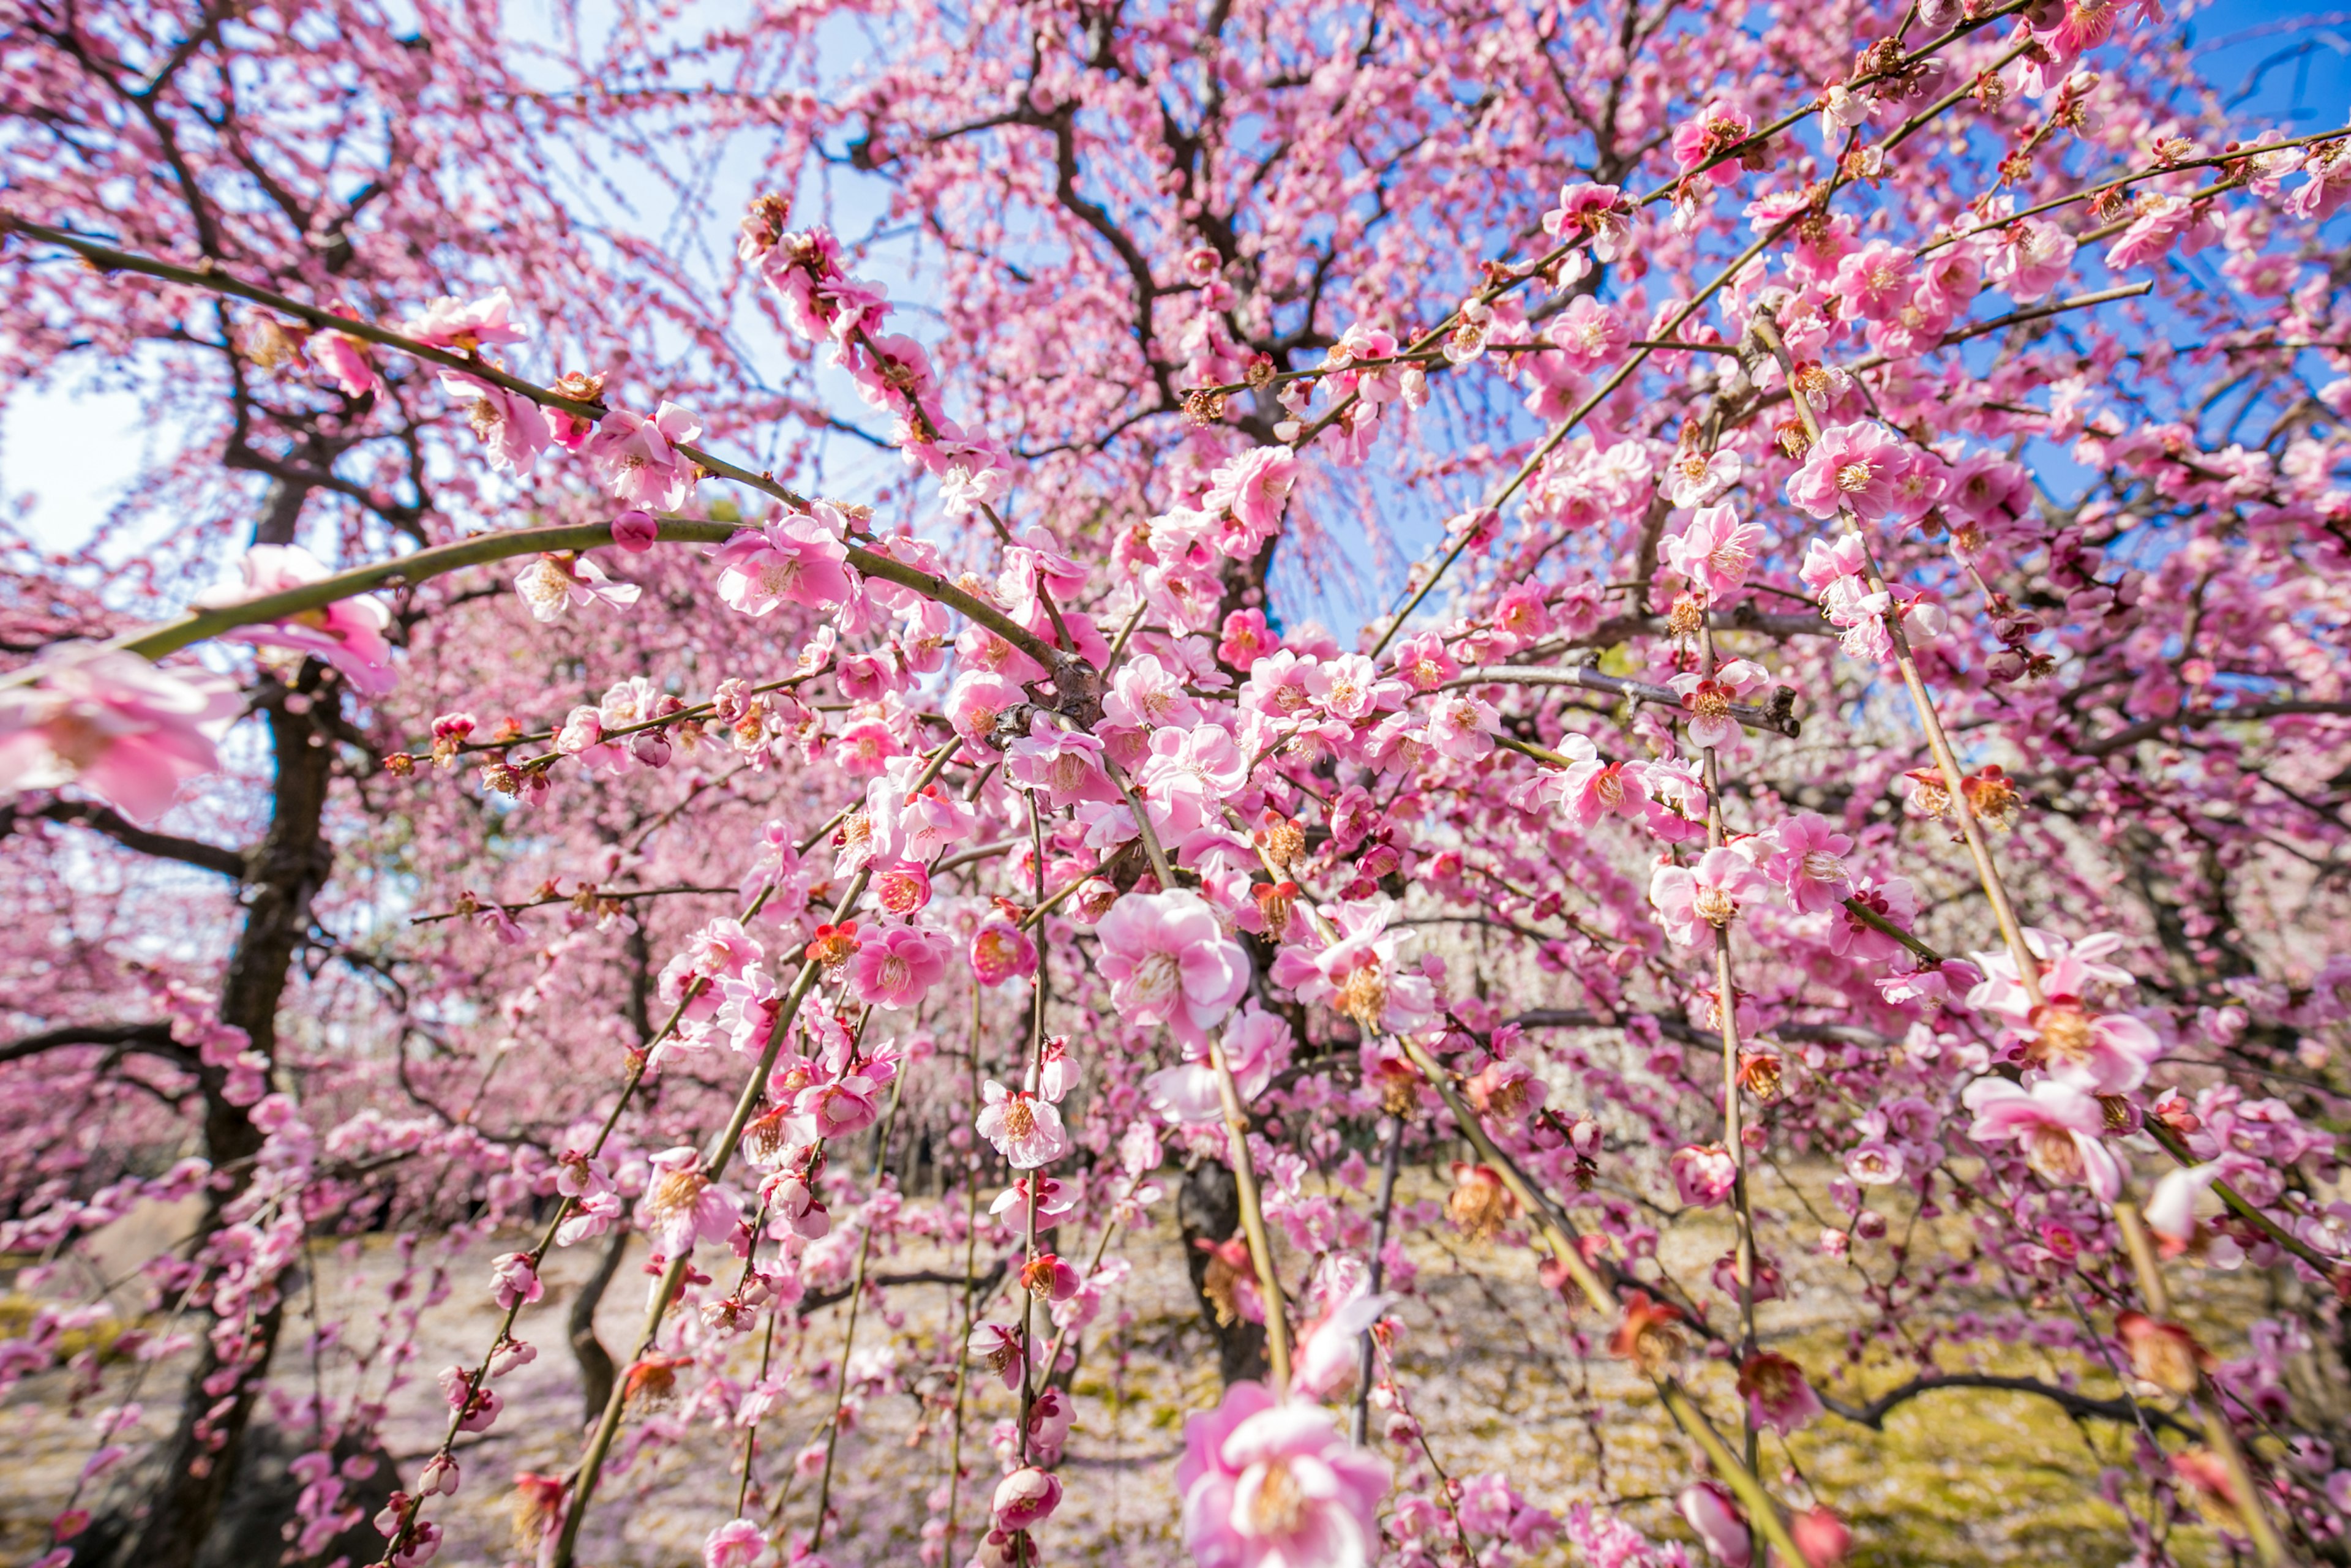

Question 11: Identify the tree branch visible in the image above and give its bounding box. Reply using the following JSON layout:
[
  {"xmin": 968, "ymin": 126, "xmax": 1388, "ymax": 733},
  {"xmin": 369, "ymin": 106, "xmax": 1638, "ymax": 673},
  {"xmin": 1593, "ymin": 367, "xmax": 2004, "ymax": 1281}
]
[
  {"xmin": 5, "ymin": 800, "xmax": 247, "ymax": 878},
  {"xmin": 0, "ymin": 1022, "xmax": 190, "ymax": 1066},
  {"xmin": 1820, "ymin": 1372, "xmax": 2195, "ymax": 1438}
]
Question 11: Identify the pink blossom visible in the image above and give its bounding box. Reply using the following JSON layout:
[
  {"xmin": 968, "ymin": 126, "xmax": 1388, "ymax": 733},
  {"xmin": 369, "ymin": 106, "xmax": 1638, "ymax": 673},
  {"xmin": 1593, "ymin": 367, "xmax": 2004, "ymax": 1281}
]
[
  {"xmin": 198, "ymin": 544, "xmax": 396, "ymax": 695},
  {"xmin": 488, "ymin": 1251, "xmax": 542, "ymax": 1311},
  {"xmin": 1671, "ymin": 100, "xmax": 1752, "ymax": 184},
  {"xmin": 1985, "ymin": 217, "xmax": 2077, "ymax": 304},
  {"xmin": 1761, "ymin": 811, "xmax": 1853, "ymax": 913},
  {"xmin": 703, "ymin": 1517, "xmax": 768, "ymax": 1568},
  {"xmin": 968, "ymin": 1321, "xmax": 1027, "ymax": 1391},
  {"xmin": 1422, "ymin": 691, "xmax": 1498, "ymax": 760},
  {"xmin": 1648, "ymin": 847, "xmax": 1763, "ymax": 945},
  {"xmin": 1661, "ymin": 504, "xmax": 1762, "ymax": 598},
  {"xmin": 1548, "ymin": 734, "xmax": 1651, "ymax": 828},
  {"xmin": 1134, "ymin": 722, "xmax": 1248, "ymax": 838},
  {"xmin": 1549, "ymin": 294, "xmax": 1627, "ymax": 371},
  {"xmin": 512, "ymin": 553, "xmax": 642, "ymax": 623},
  {"xmin": 1667, "ymin": 658, "xmax": 1769, "ymax": 751},
  {"xmin": 1669, "ymin": 1143, "xmax": 1738, "ymax": 1207},
  {"xmin": 1678, "ymin": 1483, "xmax": 1751, "ymax": 1567},
  {"xmin": 401, "ymin": 288, "xmax": 528, "ymax": 350},
  {"xmin": 1269, "ymin": 896, "xmax": 1436, "ymax": 1035},
  {"xmin": 635, "ymin": 1147, "xmax": 743, "ymax": 1258},
  {"xmin": 970, "ymin": 919, "xmax": 1040, "ymax": 986},
  {"xmin": 1005, "ymin": 713, "xmax": 1117, "ymax": 806},
  {"xmin": 1291, "ymin": 1285, "xmax": 1395, "ymax": 1400},
  {"xmin": 711, "ymin": 512, "xmax": 854, "ymax": 615},
  {"xmin": 1738, "ymin": 1351, "xmax": 1824, "ymax": 1435},
  {"xmin": 312, "ymin": 325, "xmax": 382, "ymax": 398},
  {"xmin": 993, "ymin": 1466, "xmax": 1063, "ymax": 1532},
  {"xmin": 0, "ymin": 646, "xmax": 242, "ymax": 825},
  {"xmin": 977, "ymin": 1080, "xmax": 1070, "ymax": 1169},
  {"xmin": 1663, "ymin": 446, "xmax": 1742, "ymax": 508},
  {"xmin": 1104, "ymin": 653, "xmax": 1203, "ymax": 731},
  {"xmin": 1178, "ymin": 1381, "xmax": 1390, "ymax": 1568},
  {"xmin": 1843, "ymin": 1139, "xmax": 1905, "ymax": 1186},
  {"xmin": 1098, "ymin": 890, "xmax": 1251, "ymax": 1045},
  {"xmin": 1204, "ymin": 445, "xmax": 1300, "ymax": 555},
  {"xmin": 587, "ymin": 400, "xmax": 704, "ymax": 511},
  {"xmin": 1389, "ymin": 632, "xmax": 1460, "ymax": 692},
  {"xmin": 945, "ymin": 670, "xmax": 1026, "ymax": 754},
  {"xmin": 1962, "ymin": 1078, "xmax": 2123, "ymax": 1202},
  {"xmin": 793, "ymin": 1070, "xmax": 885, "ymax": 1139},
  {"xmin": 1785, "ymin": 421, "xmax": 1910, "ymax": 519},
  {"xmin": 611, "ymin": 509, "xmax": 660, "ymax": 552},
  {"xmin": 1541, "ymin": 182, "xmax": 1634, "ymax": 261},
  {"xmin": 850, "ymin": 925, "xmax": 950, "ymax": 1010},
  {"xmin": 1831, "ymin": 240, "xmax": 1914, "ymax": 322},
  {"xmin": 872, "ymin": 860, "xmax": 931, "ymax": 917},
  {"xmin": 1146, "ymin": 1003, "xmax": 1291, "ymax": 1125},
  {"xmin": 439, "ymin": 373, "xmax": 550, "ymax": 473}
]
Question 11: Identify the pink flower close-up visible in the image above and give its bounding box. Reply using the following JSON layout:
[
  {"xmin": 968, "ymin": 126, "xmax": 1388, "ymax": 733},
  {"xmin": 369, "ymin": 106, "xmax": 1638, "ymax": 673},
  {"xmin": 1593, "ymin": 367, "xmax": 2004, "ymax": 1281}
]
[{"xmin": 1178, "ymin": 1382, "xmax": 1391, "ymax": 1568}]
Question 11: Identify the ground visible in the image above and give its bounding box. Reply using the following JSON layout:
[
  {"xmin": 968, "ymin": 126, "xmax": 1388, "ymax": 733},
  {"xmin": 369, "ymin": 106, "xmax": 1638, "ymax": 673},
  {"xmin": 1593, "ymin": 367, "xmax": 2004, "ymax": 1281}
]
[{"xmin": 0, "ymin": 1160, "xmax": 2241, "ymax": 1567}]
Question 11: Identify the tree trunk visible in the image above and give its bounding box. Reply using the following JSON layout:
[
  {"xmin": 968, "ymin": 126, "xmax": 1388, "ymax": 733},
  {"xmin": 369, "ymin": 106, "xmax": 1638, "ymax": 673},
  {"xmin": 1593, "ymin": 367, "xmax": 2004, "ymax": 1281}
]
[
  {"xmin": 1176, "ymin": 1160, "xmax": 1268, "ymax": 1387},
  {"xmin": 77, "ymin": 672, "xmax": 339, "ymax": 1568},
  {"xmin": 568, "ymin": 1225, "xmax": 633, "ymax": 1424}
]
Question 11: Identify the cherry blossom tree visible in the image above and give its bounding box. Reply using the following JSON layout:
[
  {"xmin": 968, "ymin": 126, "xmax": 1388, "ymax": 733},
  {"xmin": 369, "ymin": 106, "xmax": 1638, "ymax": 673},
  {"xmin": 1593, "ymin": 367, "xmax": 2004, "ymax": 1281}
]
[{"xmin": 4, "ymin": 0, "xmax": 2351, "ymax": 1566}]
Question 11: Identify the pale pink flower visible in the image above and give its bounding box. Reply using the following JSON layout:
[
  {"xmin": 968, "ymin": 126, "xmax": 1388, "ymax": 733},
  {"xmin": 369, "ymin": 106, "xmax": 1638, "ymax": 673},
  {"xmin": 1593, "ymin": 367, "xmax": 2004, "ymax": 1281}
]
[
  {"xmin": 1670, "ymin": 1142, "xmax": 1738, "ymax": 1207},
  {"xmin": 1307, "ymin": 654, "xmax": 1394, "ymax": 722},
  {"xmin": 711, "ymin": 512, "xmax": 853, "ymax": 615},
  {"xmin": 793, "ymin": 1071, "xmax": 883, "ymax": 1140},
  {"xmin": 1422, "ymin": 691, "xmax": 1498, "ymax": 761},
  {"xmin": 1665, "ymin": 449, "xmax": 1742, "ymax": 513},
  {"xmin": 850, "ymin": 925, "xmax": 950, "ymax": 1011},
  {"xmin": 1098, "ymin": 890, "xmax": 1251, "ymax": 1046},
  {"xmin": 1678, "ymin": 1483, "xmax": 1752, "ymax": 1567},
  {"xmin": 1137, "ymin": 726, "xmax": 1250, "ymax": 839},
  {"xmin": 1549, "ymin": 733, "xmax": 1651, "ymax": 828},
  {"xmin": 702, "ymin": 1517, "xmax": 768, "ymax": 1568},
  {"xmin": 1179, "ymin": 1382, "xmax": 1390, "ymax": 1568},
  {"xmin": 1291, "ymin": 1285, "xmax": 1395, "ymax": 1400},
  {"xmin": 977, "ymin": 1080, "xmax": 1070, "ymax": 1169},
  {"xmin": 1269, "ymin": 896, "xmax": 1436, "ymax": 1035},
  {"xmin": 512, "ymin": 553, "xmax": 642, "ymax": 623},
  {"xmin": 1986, "ymin": 217, "xmax": 2077, "ymax": 304},
  {"xmin": 401, "ymin": 288, "xmax": 528, "ymax": 350},
  {"xmin": 587, "ymin": 400, "xmax": 704, "ymax": 511},
  {"xmin": 1962, "ymin": 1078, "xmax": 2123, "ymax": 1201},
  {"xmin": 1761, "ymin": 811, "xmax": 1854, "ymax": 913},
  {"xmin": 1389, "ymin": 632, "xmax": 1460, "ymax": 692},
  {"xmin": 969, "ymin": 1321, "xmax": 1028, "ymax": 1390},
  {"xmin": 945, "ymin": 670, "xmax": 1026, "ymax": 754},
  {"xmin": 1830, "ymin": 239, "xmax": 1913, "ymax": 322},
  {"xmin": 313, "ymin": 325, "xmax": 382, "ymax": 398},
  {"xmin": 1844, "ymin": 1139, "xmax": 1905, "ymax": 1186},
  {"xmin": 1005, "ymin": 713, "xmax": 1117, "ymax": 806},
  {"xmin": 198, "ymin": 543, "xmax": 396, "ymax": 695},
  {"xmin": 0, "ymin": 646, "xmax": 241, "ymax": 825},
  {"xmin": 438, "ymin": 373, "xmax": 551, "ymax": 473},
  {"xmin": 1146, "ymin": 1003, "xmax": 1291, "ymax": 1126},
  {"xmin": 1104, "ymin": 653, "xmax": 1202, "ymax": 731},
  {"xmin": 488, "ymin": 1251, "xmax": 542, "ymax": 1311},
  {"xmin": 1203, "ymin": 445, "xmax": 1300, "ymax": 555},
  {"xmin": 1648, "ymin": 847, "xmax": 1763, "ymax": 945},
  {"xmin": 1785, "ymin": 421, "xmax": 1909, "ymax": 519},
  {"xmin": 1662, "ymin": 503, "xmax": 1762, "ymax": 598},
  {"xmin": 636, "ymin": 1147, "xmax": 743, "ymax": 1258},
  {"xmin": 993, "ymin": 1466, "xmax": 1063, "ymax": 1532},
  {"xmin": 1548, "ymin": 294, "xmax": 1627, "ymax": 372},
  {"xmin": 1490, "ymin": 584, "xmax": 1551, "ymax": 648}
]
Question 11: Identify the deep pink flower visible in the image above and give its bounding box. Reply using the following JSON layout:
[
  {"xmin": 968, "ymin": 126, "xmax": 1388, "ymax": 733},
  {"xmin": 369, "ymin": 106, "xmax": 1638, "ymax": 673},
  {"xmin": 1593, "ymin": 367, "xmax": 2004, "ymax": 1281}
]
[
  {"xmin": 1178, "ymin": 1381, "xmax": 1390, "ymax": 1568},
  {"xmin": 1540, "ymin": 182, "xmax": 1633, "ymax": 261},
  {"xmin": 977, "ymin": 1080, "xmax": 1070, "ymax": 1169},
  {"xmin": 1962, "ymin": 1078, "xmax": 2123, "ymax": 1201},
  {"xmin": 1830, "ymin": 240, "xmax": 1914, "ymax": 323},
  {"xmin": 587, "ymin": 400, "xmax": 703, "ymax": 510},
  {"xmin": 1097, "ymin": 891, "xmax": 1251, "ymax": 1046},
  {"xmin": 1738, "ymin": 1351, "xmax": 1824, "ymax": 1435},
  {"xmin": 969, "ymin": 1321, "xmax": 1028, "ymax": 1391},
  {"xmin": 850, "ymin": 925, "xmax": 949, "ymax": 1011},
  {"xmin": 970, "ymin": 919, "xmax": 1040, "ymax": 986},
  {"xmin": 1670, "ymin": 100, "xmax": 1752, "ymax": 184},
  {"xmin": 1669, "ymin": 1142, "xmax": 1737, "ymax": 1207},
  {"xmin": 1785, "ymin": 421, "xmax": 1910, "ymax": 519},
  {"xmin": 792, "ymin": 1071, "xmax": 883, "ymax": 1139},
  {"xmin": 711, "ymin": 511, "xmax": 853, "ymax": 615},
  {"xmin": 1547, "ymin": 734, "xmax": 1651, "ymax": 828},
  {"xmin": 993, "ymin": 1466, "xmax": 1063, "ymax": 1532},
  {"xmin": 872, "ymin": 860, "xmax": 931, "ymax": 917},
  {"xmin": 0, "ymin": 646, "xmax": 241, "ymax": 825},
  {"xmin": 198, "ymin": 544, "xmax": 396, "ymax": 695}
]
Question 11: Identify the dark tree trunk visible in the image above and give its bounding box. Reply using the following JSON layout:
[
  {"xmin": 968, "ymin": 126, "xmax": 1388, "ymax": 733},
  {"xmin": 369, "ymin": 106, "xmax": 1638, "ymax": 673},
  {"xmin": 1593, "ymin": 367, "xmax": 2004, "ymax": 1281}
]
[
  {"xmin": 568, "ymin": 1225, "xmax": 633, "ymax": 1424},
  {"xmin": 78, "ymin": 670, "xmax": 339, "ymax": 1568},
  {"xmin": 1177, "ymin": 1160, "xmax": 1268, "ymax": 1386}
]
